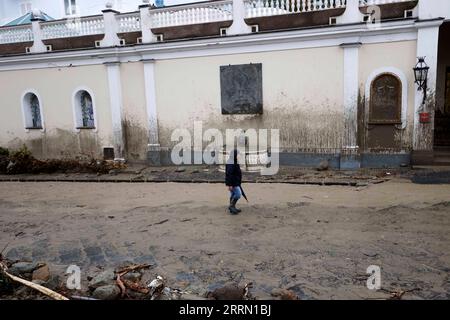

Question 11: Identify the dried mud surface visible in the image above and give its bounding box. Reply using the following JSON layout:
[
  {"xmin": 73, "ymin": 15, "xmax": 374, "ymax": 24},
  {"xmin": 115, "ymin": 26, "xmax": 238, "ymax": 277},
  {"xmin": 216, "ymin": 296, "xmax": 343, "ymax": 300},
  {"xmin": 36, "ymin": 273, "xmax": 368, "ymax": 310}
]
[{"xmin": 1, "ymin": 181, "xmax": 449, "ymax": 300}]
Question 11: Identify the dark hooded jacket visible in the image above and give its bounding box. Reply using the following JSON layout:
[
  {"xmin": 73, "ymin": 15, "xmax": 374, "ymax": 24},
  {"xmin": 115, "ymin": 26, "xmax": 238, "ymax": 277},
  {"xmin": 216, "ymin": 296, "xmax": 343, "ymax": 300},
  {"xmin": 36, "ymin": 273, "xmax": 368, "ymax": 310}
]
[{"xmin": 225, "ymin": 150, "xmax": 242, "ymax": 187}]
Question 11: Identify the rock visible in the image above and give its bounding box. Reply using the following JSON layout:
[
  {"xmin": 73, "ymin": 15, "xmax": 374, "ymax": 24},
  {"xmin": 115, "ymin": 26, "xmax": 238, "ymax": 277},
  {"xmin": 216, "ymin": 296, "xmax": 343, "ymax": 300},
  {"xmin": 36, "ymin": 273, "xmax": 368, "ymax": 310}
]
[
  {"xmin": 92, "ymin": 285, "xmax": 121, "ymax": 300},
  {"xmin": 9, "ymin": 262, "xmax": 43, "ymax": 276},
  {"xmin": 271, "ymin": 288, "xmax": 299, "ymax": 300},
  {"xmin": 126, "ymin": 290, "xmax": 147, "ymax": 300},
  {"xmin": 191, "ymin": 170, "xmax": 200, "ymax": 174},
  {"xmin": 109, "ymin": 169, "xmax": 118, "ymax": 176},
  {"xmin": 32, "ymin": 265, "xmax": 50, "ymax": 282},
  {"xmin": 317, "ymin": 160, "xmax": 329, "ymax": 171},
  {"xmin": 45, "ymin": 274, "xmax": 63, "ymax": 291},
  {"xmin": 208, "ymin": 284, "xmax": 245, "ymax": 300},
  {"xmin": 122, "ymin": 272, "xmax": 142, "ymax": 282},
  {"xmin": 32, "ymin": 279, "xmax": 46, "ymax": 286},
  {"xmin": 180, "ymin": 293, "xmax": 208, "ymax": 300},
  {"xmin": 88, "ymin": 269, "xmax": 116, "ymax": 290},
  {"xmin": 175, "ymin": 168, "xmax": 186, "ymax": 173}
]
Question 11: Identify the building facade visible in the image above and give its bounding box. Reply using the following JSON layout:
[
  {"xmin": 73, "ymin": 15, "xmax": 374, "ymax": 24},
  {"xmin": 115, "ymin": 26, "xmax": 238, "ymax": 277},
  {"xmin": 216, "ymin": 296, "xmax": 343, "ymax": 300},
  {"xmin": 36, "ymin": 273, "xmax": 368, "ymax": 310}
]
[{"xmin": 0, "ymin": 0, "xmax": 449, "ymax": 168}]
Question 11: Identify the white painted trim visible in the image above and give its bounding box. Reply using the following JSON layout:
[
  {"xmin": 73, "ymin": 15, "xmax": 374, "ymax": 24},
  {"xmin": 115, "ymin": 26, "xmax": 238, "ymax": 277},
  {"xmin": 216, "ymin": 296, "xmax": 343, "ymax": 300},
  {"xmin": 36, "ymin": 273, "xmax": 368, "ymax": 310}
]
[
  {"xmin": 227, "ymin": 0, "xmax": 251, "ymax": 35},
  {"xmin": 412, "ymin": 22, "xmax": 442, "ymax": 150},
  {"xmin": 0, "ymin": 20, "xmax": 419, "ymax": 72},
  {"xmin": 142, "ymin": 59, "xmax": 160, "ymax": 146},
  {"xmin": 20, "ymin": 89, "xmax": 46, "ymax": 133},
  {"xmin": 342, "ymin": 43, "xmax": 361, "ymax": 148},
  {"xmin": 364, "ymin": 67, "xmax": 409, "ymax": 130},
  {"xmin": 105, "ymin": 62, "xmax": 125, "ymax": 159},
  {"xmin": 71, "ymin": 86, "xmax": 99, "ymax": 133}
]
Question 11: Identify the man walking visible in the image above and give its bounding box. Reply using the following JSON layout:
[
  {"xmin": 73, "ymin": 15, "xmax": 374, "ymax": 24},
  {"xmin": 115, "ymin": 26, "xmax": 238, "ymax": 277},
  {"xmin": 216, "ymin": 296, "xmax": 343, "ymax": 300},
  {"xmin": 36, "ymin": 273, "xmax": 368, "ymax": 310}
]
[{"xmin": 225, "ymin": 149, "xmax": 242, "ymax": 215}]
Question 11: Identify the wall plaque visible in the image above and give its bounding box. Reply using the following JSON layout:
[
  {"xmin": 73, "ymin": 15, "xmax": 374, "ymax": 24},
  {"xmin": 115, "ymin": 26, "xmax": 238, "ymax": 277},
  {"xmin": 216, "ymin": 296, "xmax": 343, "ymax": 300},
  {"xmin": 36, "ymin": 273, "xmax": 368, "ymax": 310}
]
[{"xmin": 220, "ymin": 63, "xmax": 263, "ymax": 115}]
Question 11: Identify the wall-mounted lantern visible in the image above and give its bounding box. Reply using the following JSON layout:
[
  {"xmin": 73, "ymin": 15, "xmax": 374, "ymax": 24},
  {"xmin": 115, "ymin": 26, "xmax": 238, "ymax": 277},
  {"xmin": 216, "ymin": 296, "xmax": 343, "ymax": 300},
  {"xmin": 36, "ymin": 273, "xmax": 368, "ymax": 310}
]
[{"xmin": 413, "ymin": 57, "xmax": 429, "ymax": 105}]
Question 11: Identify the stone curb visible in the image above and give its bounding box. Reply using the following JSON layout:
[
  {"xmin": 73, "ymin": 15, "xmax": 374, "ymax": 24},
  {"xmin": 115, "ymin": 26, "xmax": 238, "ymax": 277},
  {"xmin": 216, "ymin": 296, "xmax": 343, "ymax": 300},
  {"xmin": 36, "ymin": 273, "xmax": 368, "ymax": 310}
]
[{"xmin": 0, "ymin": 175, "xmax": 377, "ymax": 186}]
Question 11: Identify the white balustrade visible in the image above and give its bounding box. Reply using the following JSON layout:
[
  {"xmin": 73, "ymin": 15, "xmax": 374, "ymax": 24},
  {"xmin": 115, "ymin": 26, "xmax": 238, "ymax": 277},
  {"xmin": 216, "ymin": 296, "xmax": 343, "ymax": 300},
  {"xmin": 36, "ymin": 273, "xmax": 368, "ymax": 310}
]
[
  {"xmin": 359, "ymin": 0, "xmax": 410, "ymax": 5},
  {"xmin": 41, "ymin": 15, "xmax": 105, "ymax": 40},
  {"xmin": 245, "ymin": 0, "xmax": 347, "ymax": 18},
  {"xmin": 117, "ymin": 12, "xmax": 141, "ymax": 33},
  {"xmin": 150, "ymin": 0, "xmax": 233, "ymax": 28},
  {"xmin": 0, "ymin": 25, "xmax": 33, "ymax": 44}
]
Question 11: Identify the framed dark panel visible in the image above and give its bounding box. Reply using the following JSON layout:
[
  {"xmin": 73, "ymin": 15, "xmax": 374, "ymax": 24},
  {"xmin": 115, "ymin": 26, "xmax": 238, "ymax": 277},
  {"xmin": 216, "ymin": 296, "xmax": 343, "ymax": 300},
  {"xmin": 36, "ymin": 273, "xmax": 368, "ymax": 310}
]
[
  {"xmin": 220, "ymin": 63, "xmax": 263, "ymax": 115},
  {"xmin": 369, "ymin": 74, "xmax": 402, "ymax": 124}
]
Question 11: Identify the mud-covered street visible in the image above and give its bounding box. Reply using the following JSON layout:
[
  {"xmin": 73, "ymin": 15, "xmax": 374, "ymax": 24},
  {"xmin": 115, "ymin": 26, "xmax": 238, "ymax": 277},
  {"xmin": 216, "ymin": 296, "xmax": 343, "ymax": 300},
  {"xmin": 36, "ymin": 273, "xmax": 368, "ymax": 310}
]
[{"xmin": 1, "ymin": 180, "xmax": 450, "ymax": 300}]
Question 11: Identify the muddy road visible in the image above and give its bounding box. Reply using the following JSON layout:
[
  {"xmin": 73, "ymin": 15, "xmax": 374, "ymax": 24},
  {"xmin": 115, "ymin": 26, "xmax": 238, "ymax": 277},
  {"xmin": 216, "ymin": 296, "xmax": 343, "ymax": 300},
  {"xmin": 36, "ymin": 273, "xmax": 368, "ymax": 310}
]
[{"xmin": 0, "ymin": 180, "xmax": 449, "ymax": 299}]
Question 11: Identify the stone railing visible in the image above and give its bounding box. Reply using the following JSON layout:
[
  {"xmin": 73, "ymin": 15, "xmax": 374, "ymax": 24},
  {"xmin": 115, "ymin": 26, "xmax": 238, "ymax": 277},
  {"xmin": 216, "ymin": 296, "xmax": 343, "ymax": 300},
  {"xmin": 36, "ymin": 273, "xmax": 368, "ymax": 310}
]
[
  {"xmin": 41, "ymin": 15, "xmax": 105, "ymax": 40},
  {"xmin": 0, "ymin": 0, "xmax": 420, "ymax": 52},
  {"xmin": 150, "ymin": 0, "xmax": 233, "ymax": 28},
  {"xmin": 117, "ymin": 11, "xmax": 141, "ymax": 33},
  {"xmin": 359, "ymin": 0, "xmax": 411, "ymax": 5},
  {"xmin": 245, "ymin": 0, "xmax": 347, "ymax": 18},
  {"xmin": 0, "ymin": 24, "xmax": 33, "ymax": 44}
]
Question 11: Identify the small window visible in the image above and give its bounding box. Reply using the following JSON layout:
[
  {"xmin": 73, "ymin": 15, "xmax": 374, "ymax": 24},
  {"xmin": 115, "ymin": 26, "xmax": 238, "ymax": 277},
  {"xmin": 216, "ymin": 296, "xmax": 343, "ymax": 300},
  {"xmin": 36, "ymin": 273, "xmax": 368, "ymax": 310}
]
[
  {"xmin": 64, "ymin": 0, "xmax": 77, "ymax": 16},
  {"xmin": 22, "ymin": 92, "xmax": 43, "ymax": 129},
  {"xmin": 74, "ymin": 90, "xmax": 95, "ymax": 129}
]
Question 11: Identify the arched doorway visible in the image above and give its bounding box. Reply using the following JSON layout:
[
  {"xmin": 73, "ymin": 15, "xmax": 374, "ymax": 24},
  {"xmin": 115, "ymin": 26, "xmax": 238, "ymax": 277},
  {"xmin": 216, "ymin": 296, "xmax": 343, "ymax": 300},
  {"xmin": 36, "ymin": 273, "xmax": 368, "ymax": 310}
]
[{"xmin": 367, "ymin": 73, "xmax": 402, "ymax": 150}]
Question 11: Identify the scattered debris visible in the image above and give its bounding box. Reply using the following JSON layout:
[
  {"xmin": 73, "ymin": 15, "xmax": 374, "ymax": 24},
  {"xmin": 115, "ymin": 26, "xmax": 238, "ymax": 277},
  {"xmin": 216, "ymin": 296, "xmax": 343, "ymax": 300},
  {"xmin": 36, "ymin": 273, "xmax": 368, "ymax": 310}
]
[
  {"xmin": 153, "ymin": 219, "xmax": 169, "ymax": 226},
  {"xmin": 206, "ymin": 283, "xmax": 252, "ymax": 300},
  {"xmin": 380, "ymin": 288, "xmax": 421, "ymax": 300},
  {"xmin": 0, "ymin": 145, "xmax": 127, "ymax": 175},
  {"xmin": 71, "ymin": 295, "xmax": 99, "ymax": 301},
  {"xmin": 115, "ymin": 264, "xmax": 152, "ymax": 298},
  {"xmin": 0, "ymin": 258, "xmax": 68, "ymax": 300},
  {"xmin": 148, "ymin": 275, "xmax": 166, "ymax": 300},
  {"xmin": 271, "ymin": 288, "xmax": 299, "ymax": 300},
  {"xmin": 317, "ymin": 160, "xmax": 329, "ymax": 171}
]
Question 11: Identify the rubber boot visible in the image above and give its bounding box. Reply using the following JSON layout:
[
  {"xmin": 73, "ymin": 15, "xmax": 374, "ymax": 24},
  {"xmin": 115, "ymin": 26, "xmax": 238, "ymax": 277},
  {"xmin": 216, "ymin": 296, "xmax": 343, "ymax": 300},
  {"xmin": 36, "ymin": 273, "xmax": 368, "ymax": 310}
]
[{"xmin": 229, "ymin": 198, "xmax": 241, "ymax": 215}]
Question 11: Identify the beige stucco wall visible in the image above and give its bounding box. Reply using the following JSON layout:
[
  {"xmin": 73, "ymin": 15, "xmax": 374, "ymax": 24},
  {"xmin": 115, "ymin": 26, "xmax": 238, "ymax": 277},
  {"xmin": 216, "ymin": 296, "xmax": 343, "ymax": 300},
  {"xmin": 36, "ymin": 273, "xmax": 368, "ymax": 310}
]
[
  {"xmin": 0, "ymin": 64, "xmax": 113, "ymax": 159},
  {"xmin": 155, "ymin": 46, "xmax": 345, "ymax": 151},
  {"xmin": 359, "ymin": 40, "xmax": 418, "ymax": 150},
  {"xmin": 0, "ymin": 39, "xmax": 420, "ymax": 160},
  {"xmin": 120, "ymin": 62, "xmax": 149, "ymax": 161}
]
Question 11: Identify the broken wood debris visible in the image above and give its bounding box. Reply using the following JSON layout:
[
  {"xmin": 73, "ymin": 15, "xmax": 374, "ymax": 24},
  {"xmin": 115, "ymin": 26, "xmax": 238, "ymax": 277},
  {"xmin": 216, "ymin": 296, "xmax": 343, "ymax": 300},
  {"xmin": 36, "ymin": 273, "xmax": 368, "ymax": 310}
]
[{"xmin": 0, "ymin": 258, "xmax": 68, "ymax": 300}]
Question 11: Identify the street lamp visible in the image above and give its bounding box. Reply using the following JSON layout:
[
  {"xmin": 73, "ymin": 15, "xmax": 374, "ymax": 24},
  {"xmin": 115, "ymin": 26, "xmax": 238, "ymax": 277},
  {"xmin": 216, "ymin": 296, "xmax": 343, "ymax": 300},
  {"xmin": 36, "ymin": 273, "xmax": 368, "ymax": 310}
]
[{"xmin": 413, "ymin": 57, "xmax": 429, "ymax": 105}]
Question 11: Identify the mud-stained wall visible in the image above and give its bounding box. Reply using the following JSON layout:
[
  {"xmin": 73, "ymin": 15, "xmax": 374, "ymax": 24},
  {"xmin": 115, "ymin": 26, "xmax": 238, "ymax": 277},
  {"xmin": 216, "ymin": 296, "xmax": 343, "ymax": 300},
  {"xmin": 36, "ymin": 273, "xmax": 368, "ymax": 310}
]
[
  {"xmin": 437, "ymin": 22, "xmax": 450, "ymax": 114},
  {"xmin": 154, "ymin": 46, "xmax": 345, "ymax": 151},
  {"xmin": 358, "ymin": 40, "xmax": 417, "ymax": 151},
  {"xmin": 0, "ymin": 64, "xmax": 113, "ymax": 159},
  {"xmin": 120, "ymin": 62, "xmax": 150, "ymax": 161}
]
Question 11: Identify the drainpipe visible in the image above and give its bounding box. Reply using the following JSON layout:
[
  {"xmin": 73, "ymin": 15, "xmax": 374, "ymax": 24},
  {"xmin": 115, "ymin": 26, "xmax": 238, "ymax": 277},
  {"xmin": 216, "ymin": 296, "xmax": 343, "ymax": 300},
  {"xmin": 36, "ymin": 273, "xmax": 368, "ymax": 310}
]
[
  {"xmin": 227, "ymin": 0, "xmax": 252, "ymax": 35},
  {"xmin": 99, "ymin": 3, "xmax": 121, "ymax": 47}
]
